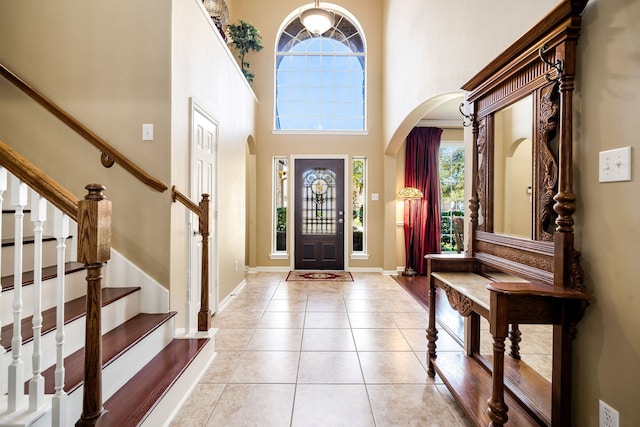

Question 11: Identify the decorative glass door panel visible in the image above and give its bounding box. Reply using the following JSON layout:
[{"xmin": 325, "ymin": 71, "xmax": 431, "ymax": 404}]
[{"xmin": 295, "ymin": 159, "xmax": 344, "ymax": 270}]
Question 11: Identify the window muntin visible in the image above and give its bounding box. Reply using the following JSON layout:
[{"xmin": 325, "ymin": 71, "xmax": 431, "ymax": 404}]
[{"xmin": 275, "ymin": 12, "xmax": 365, "ymax": 131}]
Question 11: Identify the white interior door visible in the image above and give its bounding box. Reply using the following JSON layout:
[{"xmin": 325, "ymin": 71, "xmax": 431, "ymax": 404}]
[{"xmin": 191, "ymin": 101, "xmax": 218, "ymax": 320}]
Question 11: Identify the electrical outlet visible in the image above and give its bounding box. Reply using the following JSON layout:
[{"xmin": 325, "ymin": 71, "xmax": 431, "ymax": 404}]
[{"xmin": 599, "ymin": 400, "xmax": 619, "ymax": 427}]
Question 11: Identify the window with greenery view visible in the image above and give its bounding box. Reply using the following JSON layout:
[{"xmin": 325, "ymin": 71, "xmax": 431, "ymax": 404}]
[
  {"xmin": 440, "ymin": 144, "xmax": 464, "ymax": 252},
  {"xmin": 352, "ymin": 157, "xmax": 366, "ymax": 253},
  {"xmin": 273, "ymin": 157, "xmax": 288, "ymax": 253}
]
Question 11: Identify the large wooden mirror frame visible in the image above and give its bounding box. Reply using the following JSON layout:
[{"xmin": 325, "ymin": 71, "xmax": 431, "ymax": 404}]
[
  {"xmin": 463, "ymin": 0, "xmax": 588, "ymax": 292},
  {"xmin": 423, "ymin": 1, "xmax": 591, "ymax": 425}
]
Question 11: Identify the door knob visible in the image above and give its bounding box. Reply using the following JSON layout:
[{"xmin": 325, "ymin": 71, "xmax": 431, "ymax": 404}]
[{"xmin": 338, "ymin": 218, "xmax": 344, "ymax": 223}]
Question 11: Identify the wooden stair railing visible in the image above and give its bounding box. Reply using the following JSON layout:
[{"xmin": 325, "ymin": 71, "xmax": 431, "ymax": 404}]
[
  {"xmin": 171, "ymin": 186, "xmax": 211, "ymax": 332},
  {"xmin": 0, "ymin": 141, "xmax": 110, "ymax": 426},
  {"xmin": 0, "ymin": 63, "xmax": 167, "ymax": 193}
]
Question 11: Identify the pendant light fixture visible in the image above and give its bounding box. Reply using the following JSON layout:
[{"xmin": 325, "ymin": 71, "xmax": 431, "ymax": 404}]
[{"xmin": 300, "ymin": 0, "xmax": 334, "ymax": 36}]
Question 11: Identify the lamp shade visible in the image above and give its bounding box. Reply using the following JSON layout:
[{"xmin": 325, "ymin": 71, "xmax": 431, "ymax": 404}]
[
  {"xmin": 300, "ymin": 2, "xmax": 334, "ymax": 36},
  {"xmin": 397, "ymin": 186, "xmax": 423, "ymax": 200}
]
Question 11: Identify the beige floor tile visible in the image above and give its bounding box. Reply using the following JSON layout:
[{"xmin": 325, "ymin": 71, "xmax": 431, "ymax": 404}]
[
  {"xmin": 205, "ymin": 384, "xmax": 295, "ymax": 427},
  {"xmin": 199, "ymin": 351, "xmax": 242, "ymax": 383},
  {"xmin": 348, "ymin": 312, "xmax": 398, "ymax": 329},
  {"xmin": 352, "ymin": 328, "xmax": 413, "ymax": 351},
  {"xmin": 266, "ymin": 299, "xmax": 308, "ymax": 312},
  {"xmin": 229, "ymin": 351, "xmax": 299, "ymax": 383},
  {"xmin": 271, "ymin": 288, "xmax": 309, "ymax": 300},
  {"xmin": 392, "ymin": 312, "xmax": 429, "ymax": 329},
  {"xmin": 291, "ymin": 384, "xmax": 375, "ymax": 427},
  {"xmin": 211, "ymin": 311, "xmax": 262, "ymax": 329},
  {"xmin": 368, "ymin": 384, "xmax": 469, "ymax": 427},
  {"xmin": 223, "ymin": 296, "xmax": 270, "ymax": 312},
  {"xmin": 169, "ymin": 383, "xmax": 225, "ymax": 426},
  {"xmin": 301, "ymin": 328, "xmax": 356, "ymax": 351},
  {"xmin": 257, "ymin": 311, "xmax": 306, "ymax": 328},
  {"xmin": 359, "ymin": 351, "xmax": 429, "ymax": 384},
  {"xmin": 306, "ymin": 298, "xmax": 347, "ymax": 312},
  {"xmin": 401, "ymin": 328, "xmax": 428, "ymax": 352},
  {"xmin": 213, "ymin": 328, "xmax": 253, "ymax": 350},
  {"xmin": 304, "ymin": 311, "xmax": 351, "ymax": 328},
  {"xmin": 344, "ymin": 299, "xmax": 391, "ymax": 313},
  {"xmin": 174, "ymin": 273, "xmax": 484, "ymax": 426},
  {"xmin": 297, "ymin": 351, "xmax": 364, "ymax": 384},
  {"xmin": 245, "ymin": 328, "xmax": 303, "ymax": 351}
]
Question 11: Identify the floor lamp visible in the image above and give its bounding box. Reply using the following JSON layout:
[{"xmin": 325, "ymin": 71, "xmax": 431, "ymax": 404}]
[{"xmin": 397, "ymin": 186, "xmax": 423, "ymax": 276}]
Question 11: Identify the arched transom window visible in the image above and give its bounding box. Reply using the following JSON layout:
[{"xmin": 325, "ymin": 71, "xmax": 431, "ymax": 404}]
[{"xmin": 275, "ymin": 9, "xmax": 366, "ymax": 131}]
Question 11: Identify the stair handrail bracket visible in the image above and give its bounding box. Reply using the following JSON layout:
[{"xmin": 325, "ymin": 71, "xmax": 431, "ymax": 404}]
[{"xmin": 0, "ymin": 63, "xmax": 168, "ymax": 193}]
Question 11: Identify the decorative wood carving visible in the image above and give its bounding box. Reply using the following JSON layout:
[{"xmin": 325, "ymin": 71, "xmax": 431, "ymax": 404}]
[
  {"xmin": 442, "ymin": 285, "xmax": 474, "ymax": 316},
  {"xmin": 474, "ymin": 119, "xmax": 488, "ymax": 232},
  {"xmin": 538, "ymin": 83, "xmax": 560, "ymax": 240}
]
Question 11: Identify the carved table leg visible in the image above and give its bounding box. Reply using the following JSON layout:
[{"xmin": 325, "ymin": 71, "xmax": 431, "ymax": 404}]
[
  {"xmin": 427, "ymin": 280, "xmax": 438, "ymax": 377},
  {"xmin": 488, "ymin": 335, "xmax": 508, "ymax": 426},
  {"xmin": 509, "ymin": 323, "xmax": 521, "ymax": 359},
  {"xmin": 489, "ymin": 291, "xmax": 509, "ymax": 426}
]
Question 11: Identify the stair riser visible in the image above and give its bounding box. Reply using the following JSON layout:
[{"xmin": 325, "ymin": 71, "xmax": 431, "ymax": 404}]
[
  {"xmin": 1, "ymin": 239, "xmax": 72, "ymax": 278},
  {"xmin": 0, "ymin": 290, "xmax": 140, "ymax": 395},
  {"xmin": 62, "ymin": 317, "xmax": 175, "ymax": 427},
  {"xmin": 1, "ymin": 271, "xmax": 86, "ymax": 327}
]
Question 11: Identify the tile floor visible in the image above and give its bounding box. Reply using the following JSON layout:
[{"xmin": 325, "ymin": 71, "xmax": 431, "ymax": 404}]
[{"xmin": 170, "ymin": 272, "xmax": 474, "ymax": 426}]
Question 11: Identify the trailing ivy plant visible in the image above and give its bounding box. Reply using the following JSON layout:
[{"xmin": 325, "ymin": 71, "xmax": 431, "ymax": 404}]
[{"xmin": 227, "ymin": 20, "xmax": 263, "ymax": 84}]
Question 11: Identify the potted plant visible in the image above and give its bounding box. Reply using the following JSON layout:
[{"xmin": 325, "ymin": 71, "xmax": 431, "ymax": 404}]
[{"xmin": 227, "ymin": 20, "xmax": 263, "ymax": 84}]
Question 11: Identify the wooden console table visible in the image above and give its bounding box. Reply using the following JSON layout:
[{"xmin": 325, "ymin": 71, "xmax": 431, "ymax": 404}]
[{"xmin": 425, "ymin": 255, "xmax": 589, "ymax": 426}]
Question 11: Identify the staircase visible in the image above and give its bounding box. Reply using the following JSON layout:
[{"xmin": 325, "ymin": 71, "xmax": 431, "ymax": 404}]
[{"xmin": 0, "ymin": 165, "xmax": 217, "ymax": 426}]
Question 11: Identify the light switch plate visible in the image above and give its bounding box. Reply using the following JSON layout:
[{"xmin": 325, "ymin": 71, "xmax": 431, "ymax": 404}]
[
  {"xmin": 599, "ymin": 146, "xmax": 631, "ymax": 183},
  {"xmin": 142, "ymin": 123, "xmax": 154, "ymax": 141},
  {"xmin": 371, "ymin": 193, "xmax": 379, "ymax": 201}
]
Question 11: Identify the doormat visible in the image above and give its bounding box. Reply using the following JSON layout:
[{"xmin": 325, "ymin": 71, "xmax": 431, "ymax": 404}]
[{"xmin": 286, "ymin": 271, "xmax": 353, "ymax": 281}]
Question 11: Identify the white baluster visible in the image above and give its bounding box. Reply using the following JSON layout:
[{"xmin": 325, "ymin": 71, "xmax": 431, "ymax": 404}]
[
  {"xmin": 51, "ymin": 209, "xmax": 69, "ymax": 427},
  {"xmin": 185, "ymin": 209, "xmax": 193, "ymax": 334},
  {"xmin": 7, "ymin": 175, "xmax": 28, "ymax": 411},
  {"xmin": 0, "ymin": 167, "xmax": 7, "ymax": 395},
  {"xmin": 28, "ymin": 190, "xmax": 47, "ymax": 410}
]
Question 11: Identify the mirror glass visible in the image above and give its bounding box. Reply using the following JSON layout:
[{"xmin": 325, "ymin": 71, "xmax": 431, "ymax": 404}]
[{"xmin": 493, "ymin": 95, "xmax": 533, "ymax": 238}]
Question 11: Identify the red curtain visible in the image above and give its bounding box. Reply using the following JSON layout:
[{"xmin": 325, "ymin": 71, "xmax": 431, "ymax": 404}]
[{"xmin": 404, "ymin": 127, "xmax": 442, "ymax": 275}]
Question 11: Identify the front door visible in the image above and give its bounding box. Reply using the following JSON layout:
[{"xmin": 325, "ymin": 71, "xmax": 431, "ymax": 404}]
[{"xmin": 294, "ymin": 159, "xmax": 345, "ymax": 270}]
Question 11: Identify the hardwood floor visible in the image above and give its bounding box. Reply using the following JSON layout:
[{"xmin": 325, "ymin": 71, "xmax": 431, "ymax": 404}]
[{"xmin": 392, "ymin": 274, "xmax": 464, "ymax": 342}]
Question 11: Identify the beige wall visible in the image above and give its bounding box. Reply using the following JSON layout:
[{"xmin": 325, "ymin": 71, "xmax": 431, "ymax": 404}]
[
  {"xmin": 573, "ymin": 0, "xmax": 640, "ymax": 424},
  {"xmin": 382, "ymin": 0, "xmax": 560, "ymax": 154},
  {"xmin": 231, "ymin": 0, "xmax": 387, "ymax": 271},
  {"xmin": 0, "ymin": 0, "xmax": 257, "ymax": 329},
  {"xmin": 170, "ymin": 0, "xmax": 257, "ymax": 317},
  {"xmin": 0, "ymin": 0, "xmax": 174, "ymax": 284}
]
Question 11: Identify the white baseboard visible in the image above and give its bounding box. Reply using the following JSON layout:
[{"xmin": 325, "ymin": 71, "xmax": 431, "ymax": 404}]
[{"xmin": 217, "ymin": 279, "xmax": 247, "ymax": 312}]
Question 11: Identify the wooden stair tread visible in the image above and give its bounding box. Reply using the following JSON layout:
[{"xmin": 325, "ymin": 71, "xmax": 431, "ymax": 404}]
[
  {"xmin": 38, "ymin": 312, "xmax": 177, "ymax": 394},
  {"xmin": 1, "ymin": 261, "xmax": 86, "ymax": 292},
  {"xmin": 104, "ymin": 338, "xmax": 209, "ymax": 427},
  {"xmin": 1, "ymin": 286, "xmax": 140, "ymax": 350},
  {"xmin": 432, "ymin": 353, "xmax": 545, "ymax": 426},
  {"xmin": 1, "ymin": 235, "xmax": 62, "ymax": 247}
]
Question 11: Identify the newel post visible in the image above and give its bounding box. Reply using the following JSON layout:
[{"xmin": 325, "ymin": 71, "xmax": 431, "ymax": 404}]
[
  {"xmin": 198, "ymin": 194, "xmax": 211, "ymax": 331},
  {"xmin": 76, "ymin": 184, "xmax": 111, "ymax": 427}
]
